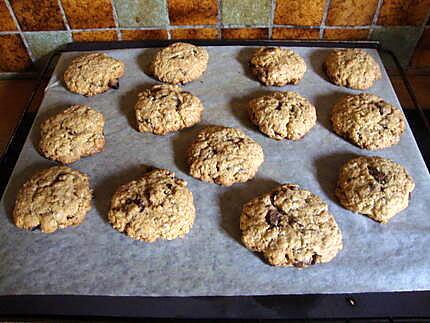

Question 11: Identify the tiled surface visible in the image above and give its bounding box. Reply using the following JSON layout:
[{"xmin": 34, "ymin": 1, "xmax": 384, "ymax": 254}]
[
  {"xmin": 222, "ymin": 0, "xmax": 271, "ymax": 25},
  {"xmin": 171, "ymin": 27, "xmax": 218, "ymax": 39},
  {"xmin": 327, "ymin": 0, "xmax": 379, "ymax": 26},
  {"xmin": 274, "ymin": 0, "xmax": 326, "ymax": 26},
  {"xmin": 0, "ymin": 0, "xmax": 16, "ymax": 31},
  {"xmin": 411, "ymin": 28, "xmax": 430, "ymax": 67},
  {"xmin": 113, "ymin": 0, "xmax": 168, "ymax": 27},
  {"xmin": 24, "ymin": 31, "xmax": 71, "ymax": 59},
  {"xmin": 0, "ymin": 34, "xmax": 31, "ymax": 71},
  {"xmin": 1, "ymin": 0, "xmax": 430, "ymax": 72},
  {"xmin": 222, "ymin": 28, "xmax": 269, "ymax": 39},
  {"xmin": 61, "ymin": 0, "xmax": 116, "ymax": 29},
  {"xmin": 10, "ymin": 0, "xmax": 65, "ymax": 31},
  {"xmin": 168, "ymin": 0, "xmax": 218, "ymax": 25},
  {"xmin": 120, "ymin": 29, "xmax": 168, "ymax": 40},
  {"xmin": 378, "ymin": 0, "xmax": 430, "ymax": 26}
]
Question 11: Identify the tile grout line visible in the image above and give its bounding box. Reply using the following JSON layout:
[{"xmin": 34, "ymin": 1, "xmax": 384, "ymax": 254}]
[
  {"xmin": 319, "ymin": 0, "xmax": 332, "ymax": 39},
  {"xmin": 3, "ymin": 0, "xmax": 35, "ymax": 62},
  {"xmin": 109, "ymin": 0, "xmax": 122, "ymax": 40},
  {"xmin": 369, "ymin": 0, "xmax": 384, "ymax": 39},
  {"xmin": 57, "ymin": 0, "xmax": 73, "ymax": 43},
  {"xmin": 164, "ymin": 0, "xmax": 171, "ymax": 40},
  {"xmin": 269, "ymin": 0, "xmax": 276, "ymax": 39},
  {"xmin": 217, "ymin": 0, "xmax": 222, "ymax": 39}
]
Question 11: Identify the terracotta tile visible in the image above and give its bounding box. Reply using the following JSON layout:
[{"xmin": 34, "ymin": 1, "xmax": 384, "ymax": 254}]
[
  {"xmin": 72, "ymin": 30, "xmax": 118, "ymax": 42},
  {"xmin": 323, "ymin": 29, "xmax": 369, "ymax": 40},
  {"xmin": 168, "ymin": 0, "xmax": 217, "ymax": 25},
  {"xmin": 272, "ymin": 28, "xmax": 320, "ymax": 39},
  {"xmin": 222, "ymin": 28, "xmax": 269, "ymax": 40},
  {"xmin": 0, "ymin": 0, "xmax": 17, "ymax": 31},
  {"xmin": 411, "ymin": 29, "xmax": 430, "ymax": 67},
  {"xmin": 0, "ymin": 34, "xmax": 32, "ymax": 72},
  {"xmin": 327, "ymin": 0, "xmax": 378, "ymax": 26},
  {"xmin": 171, "ymin": 28, "xmax": 219, "ymax": 39},
  {"xmin": 121, "ymin": 29, "xmax": 168, "ymax": 40},
  {"xmin": 274, "ymin": 0, "xmax": 325, "ymax": 26},
  {"xmin": 10, "ymin": 0, "xmax": 65, "ymax": 31},
  {"xmin": 378, "ymin": 0, "xmax": 430, "ymax": 26},
  {"xmin": 61, "ymin": 0, "xmax": 115, "ymax": 29}
]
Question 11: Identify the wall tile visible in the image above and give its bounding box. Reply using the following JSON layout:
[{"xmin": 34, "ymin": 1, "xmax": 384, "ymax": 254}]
[
  {"xmin": 25, "ymin": 31, "xmax": 71, "ymax": 59},
  {"xmin": 61, "ymin": 0, "xmax": 115, "ymax": 29},
  {"xmin": 327, "ymin": 0, "xmax": 378, "ymax": 26},
  {"xmin": 222, "ymin": 0, "xmax": 271, "ymax": 25},
  {"xmin": 324, "ymin": 29, "xmax": 369, "ymax": 40},
  {"xmin": 121, "ymin": 29, "xmax": 168, "ymax": 40},
  {"xmin": 410, "ymin": 28, "xmax": 430, "ymax": 67},
  {"xmin": 11, "ymin": 0, "xmax": 65, "ymax": 31},
  {"xmin": 171, "ymin": 28, "xmax": 219, "ymax": 39},
  {"xmin": 0, "ymin": 1, "xmax": 17, "ymax": 31},
  {"xmin": 113, "ymin": 0, "xmax": 168, "ymax": 27},
  {"xmin": 168, "ymin": 0, "xmax": 217, "ymax": 25},
  {"xmin": 371, "ymin": 27, "xmax": 422, "ymax": 66},
  {"xmin": 0, "ymin": 34, "xmax": 32, "ymax": 71},
  {"xmin": 73, "ymin": 30, "xmax": 118, "ymax": 42},
  {"xmin": 222, "ymin": 28, "xmax": 268, "ymax": 39},
  {"xmin": 272, "ymin": 28, "xmax": 320, "ymax": 39},
  {"xmin": 378, "ymin": 0, "xmax": 430, "ymax": 26},
  {"xmin": 274, "ymin": 0, "xmax": 325, "ymax": 26}
]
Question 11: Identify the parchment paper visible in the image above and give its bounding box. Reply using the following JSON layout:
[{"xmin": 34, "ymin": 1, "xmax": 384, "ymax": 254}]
[{"xmin": 0, "ymin": 46, "xmax": 429, "ymax": 296}]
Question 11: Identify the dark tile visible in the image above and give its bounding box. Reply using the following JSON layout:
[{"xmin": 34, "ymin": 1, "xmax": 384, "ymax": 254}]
[
  {"xmin": 222, "ymin": 28, "xmax": 269, "ymax": 39},
  {"xmin": 327, "ymin": 0, "xmax": 378, "ymax": 26},
  {"xmin": 378, "ymin": 0, "xmax": 430, "ymax": 26},
  {"xmin": 171, "ymin": 28, "xmax": 219, "ymax": 39},
  {"xmin": 274, "ymin": 0, "xmax": 326, "ymax": 26},
  {"xmin": 410, "ymin": 28, "xmax": 430, "ymax": 67},
  {"xmin": 0, "ymin": 0, "xmax": 17, "ymax": 31},
  {"xmin": 272, "ymin": 27, "xmax": 320, "ymax": 39},
  {"xmin": 73, "ymin": 30, "xmax": 118, "ymax": 42},
  {"xmin": 121, "ymin": 29, "xmax": 168, "ymax": 40},
  {"xmin": 222, "ymin": 0, "xmax": 271, "ymax": 25},
  {"xmin": 168, "ymin": 0, "xmax": 218, "ymax": 25},
  {"xmin": 62, "ymin": 0, "xmax": 116, "ymax": 29},
  {"xmin": 113, "ymin": 0, "xmax": 168, "ymax": 27},
  {"xmin": 11, "ymin": 0, "xmax": 65, "ymax": 31},
  {"xmin": 324, "ymin": 28, "xmax": 369, "ymax": 40},
  {"xmin": 0, "ymin": 34, "xmax": 32, "ymax": 71}
]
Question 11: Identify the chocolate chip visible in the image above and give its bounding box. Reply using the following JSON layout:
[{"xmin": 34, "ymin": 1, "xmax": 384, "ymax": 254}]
[
  {"xmin": 368, "ymin": 166, "xmax": 388, "ymax": 185},
  {"xmin": 266, "ymin": 209, "xmax": 282, "ymax": 227},
  {"xmin": 293, "ymin": 261, "xmax": 305, "ymax": 268},
  {"xmin": 108, "ymin": 79, "xmax": 119, "ymax": 89},
  {"xmin": 310, "ymin": 254, "xmax": 320, "ymax": 265}
]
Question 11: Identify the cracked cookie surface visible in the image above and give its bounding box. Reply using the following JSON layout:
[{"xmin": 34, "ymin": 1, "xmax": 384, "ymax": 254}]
[
  {"xmin": 331, "ymin": 93, "xmax": 405, "ymax": 150},
  {"xmin": 324, "ymin": 49, "xmax": 381, "ymax": 89},
  {"xmin": 64, "ymin": 53, "xmax": 124, "ymax": 96},
  {"xmin": 13, "ymin": 166, "xmax": 92, "ymax": 233},
  {"xmin": 187, "ymin": 126, "xmax": 264, "ymax": 186},
  {"xmin": 249, "ymin": 91, "xmax": 316, "ymax": 140},
  {"xmin": 135, "ymin": 84, "xmax": 203, "ymax": 135},
  {"xmin": 39, "ymin": 105, "xmax": 105, "ymax": 164},
  {"xmin": 150, "ymin": 42, "xmax": 209, "ymax": 84},
  {"xmin": 336, "ymin": 156, "xmax": 415, "ymax": 223},
  {"xmin": 240, "ymin": 184, "xmax": 343, "ymax": 267},
  {"xmin": 108, "ymin": 168, "xmax": 195, "ymax": 242},
  {"xmin": 249, "ymin": 47, "xmax": 306, "ymax": 86}
]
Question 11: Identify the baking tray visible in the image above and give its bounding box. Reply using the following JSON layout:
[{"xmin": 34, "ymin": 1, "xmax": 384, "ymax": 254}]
[{"xmin": 0, "ymin": 40, "xmax": 429, "ymax": 320}]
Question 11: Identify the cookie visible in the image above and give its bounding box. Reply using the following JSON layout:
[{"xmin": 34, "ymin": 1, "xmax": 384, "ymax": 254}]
[
  {"xmin": 64, "ymin": 53, "xmax": 124, "ymax": 96},
  {"xmin": 187, "ymin": 126, "xmax": 264, "ymax": 186},
  {"xmin": 249, "ymin": 91, "xmax": 316, "ymax": 140},
  {"xmin": 249, "ymin": 47, "xmax": 306, "ymax": 86},
  {"xmin": 39, "ymin": 105, "xmax": 105, "ymax": 164},
  {"xmin": 336, "ymin": 156, "xmax": 415, "ymax": 223},
  {"xmin": 13, "ymin": 166, "xmax": 92, "ymax": 233},
  {"xmin": 331, "ymin": 93, "xmax": 405, "ymax": 150},
  {"xmin": 240, "ymin": 184, "xmax": 343, "ymax": 267},
  {"xmin": 150, "ymin": 42, "xmax": 209, "ymax": 84},
  {"xmin": 108, "ymin": 168, "xmax": 195, "ymax": 242},
  {"xmin": 135, "ymin": 84, "xmax": 204, "ymax": 135},
  {"xmin": 324, "ymin": 49, "xmax": 381, "ymax": 89}
]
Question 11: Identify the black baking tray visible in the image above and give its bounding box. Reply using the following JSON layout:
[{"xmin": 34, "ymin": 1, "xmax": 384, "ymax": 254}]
[{"xmin": 0, "ymin": 40, "xmax": 429, "ymax": 320}]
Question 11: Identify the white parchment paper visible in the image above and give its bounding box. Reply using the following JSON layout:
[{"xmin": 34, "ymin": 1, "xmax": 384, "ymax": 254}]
[{"xmin": 0, "ymin": 46, "xmax": 429, "ymax": 296}]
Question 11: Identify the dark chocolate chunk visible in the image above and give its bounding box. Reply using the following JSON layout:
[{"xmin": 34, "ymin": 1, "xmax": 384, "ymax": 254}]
[
  {"xmin": 368, "ymin": 166, "xmax": 388, "ymax": 185},
  {"xmin": 108, "ymin": 79, "xmax": 119, "ymax": 89},
  {"xmin": 266, "ymin": 209, "xmax": 282, "ymax": 227}
]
